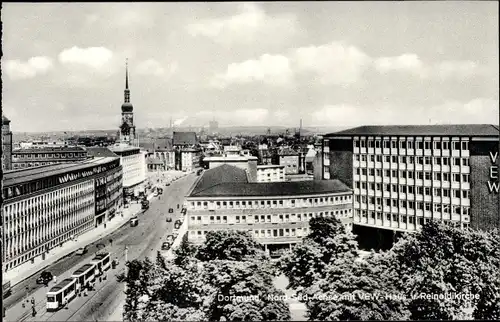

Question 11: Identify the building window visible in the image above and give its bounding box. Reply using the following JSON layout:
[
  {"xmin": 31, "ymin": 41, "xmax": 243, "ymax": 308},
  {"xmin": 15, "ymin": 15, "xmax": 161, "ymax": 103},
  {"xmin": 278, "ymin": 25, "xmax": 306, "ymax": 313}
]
[
  {"xmin": 462, "ymin": 174, "xmax": 470, "ymax": 183},
  {"xmin": 434, "ymin": 141, "xmax": 442, "ymax": 150},
  {"xmin": 462, "ymin": 158, "xmax": 469, "ymax": 166},
  {"xmin": 375, "ymin": 140, "xmax": 381, "ymax": 148},
  {"xmin": 424, "ymin": 142, "xmax": 431, "ymax": 150},
  {"xmin": 461, "ymin": 141, "xmax": 468, "ymax": 150},
  {"xmin": 453, "ymin": 142, "xmax": 461, "ymax": 150},
  {"xmin": 453, "ymin": 173, "xmax": 460, "ymax": 182},
  {"xmin": 453, "ymin": 158, "xmax": 460, "ymax": 166}
]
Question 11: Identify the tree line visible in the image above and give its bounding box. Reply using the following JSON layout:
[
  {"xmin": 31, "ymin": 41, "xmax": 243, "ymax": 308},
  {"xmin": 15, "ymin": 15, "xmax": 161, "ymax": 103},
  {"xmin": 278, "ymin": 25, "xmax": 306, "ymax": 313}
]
[{"xmin": 119, "ymin": 217, "xmax": 500, "ymax": 321}]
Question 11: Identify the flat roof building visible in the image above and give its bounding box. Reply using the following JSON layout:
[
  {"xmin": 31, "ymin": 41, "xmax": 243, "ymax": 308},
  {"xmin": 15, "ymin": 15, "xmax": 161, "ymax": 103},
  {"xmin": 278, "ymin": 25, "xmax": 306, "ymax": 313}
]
[
  {"xmin": 322, "ymin": 124, "xmax": 499, "ymax": 248},
  {"xmin": 2, "ymin": 157, "xmax": 122, "ymax": 272}
]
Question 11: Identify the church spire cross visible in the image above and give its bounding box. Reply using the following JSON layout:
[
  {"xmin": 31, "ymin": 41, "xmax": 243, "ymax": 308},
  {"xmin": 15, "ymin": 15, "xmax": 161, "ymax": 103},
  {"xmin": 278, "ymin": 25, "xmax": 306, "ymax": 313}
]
[{"xmin": 124, "ymin": 59, "xmax": 130, "ymax": 103}]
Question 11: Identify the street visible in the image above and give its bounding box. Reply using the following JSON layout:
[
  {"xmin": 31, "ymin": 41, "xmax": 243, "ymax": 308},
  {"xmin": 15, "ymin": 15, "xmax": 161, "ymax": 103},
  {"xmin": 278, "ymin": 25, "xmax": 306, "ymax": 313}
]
[{"xmin": 4, "ymin": 172, "xmax": 198, "ymax": 322}]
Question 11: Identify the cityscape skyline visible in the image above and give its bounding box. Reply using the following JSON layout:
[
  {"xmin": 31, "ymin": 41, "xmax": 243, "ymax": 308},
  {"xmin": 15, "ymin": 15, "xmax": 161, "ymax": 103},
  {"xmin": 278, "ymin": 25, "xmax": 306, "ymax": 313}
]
[{"xmin": 2, "ymin": 2, "xmax": 499, "ymax": 132}]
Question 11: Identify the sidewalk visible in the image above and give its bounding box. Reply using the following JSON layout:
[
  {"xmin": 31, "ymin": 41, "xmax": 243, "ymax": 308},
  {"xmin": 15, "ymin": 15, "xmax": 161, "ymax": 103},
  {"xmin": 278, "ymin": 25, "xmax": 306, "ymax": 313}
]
[{"xmin": 3, "ymin": 194, "xmax": 154, "ymax": 288}]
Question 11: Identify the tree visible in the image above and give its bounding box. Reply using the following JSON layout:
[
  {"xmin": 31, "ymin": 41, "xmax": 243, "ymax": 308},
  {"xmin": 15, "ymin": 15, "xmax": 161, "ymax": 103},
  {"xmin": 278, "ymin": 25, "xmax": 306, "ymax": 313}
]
[
  {"xmin": 174, "ymin": 232, "xmax": 199, "ymax": 267},
  {"xmin": 389, "ymin": 221, "xmax": 500, "ymax": 320},
  {"xmin": 204, "ymin": 260, "xmax": 290, "ymax": 321},
  {"xmin": 279, "ymin": 216, "xmax": 359, "ymax": 293},
  {"xmin": 304, "ymin": 253, "xmax": 408, "ymax": 321},
  {"xmin": 196, "ymin": 230, "xmax": 265, "ymax": 262}
]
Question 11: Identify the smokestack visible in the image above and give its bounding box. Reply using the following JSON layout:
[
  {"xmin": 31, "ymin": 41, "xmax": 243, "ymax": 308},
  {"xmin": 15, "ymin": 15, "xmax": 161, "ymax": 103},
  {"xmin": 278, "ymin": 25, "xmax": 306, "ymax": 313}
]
[{"xmin": 300, "ymin": 118, "xmax": 302, "ymax": 137}]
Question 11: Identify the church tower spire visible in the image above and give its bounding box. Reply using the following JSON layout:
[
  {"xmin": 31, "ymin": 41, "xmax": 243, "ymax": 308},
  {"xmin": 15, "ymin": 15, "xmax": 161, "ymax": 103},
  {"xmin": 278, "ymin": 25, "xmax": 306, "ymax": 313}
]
[{"xmin": 124, "ymin": 58, "xmax": 130, "ymax": 103}]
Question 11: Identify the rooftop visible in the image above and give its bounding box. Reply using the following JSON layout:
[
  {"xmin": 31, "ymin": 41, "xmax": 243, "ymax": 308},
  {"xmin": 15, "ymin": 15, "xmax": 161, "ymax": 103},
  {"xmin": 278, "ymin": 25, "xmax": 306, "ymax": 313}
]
[
  {"xmin": 173, "ymin": 131, "xmax": 197, "ymax": 146},
  {"xmin": 109, "ymin": 144, "xmax": 140, "ymax": 153},
  {"xmin": 85, "ymin": 147, "xmax": 119, "ymax": 158},
  {"xmin": 48, "ymin": 278, "xmax": 74, "ymax": 293},
  {"xmin": 13, "ymin": 146, "xmax": 86, "ymax": 153},
  {"xmin": 204, "ymin": 155, "xmax": 258, "ymax": 161},
  {"xmin": 73, "ymin": 264, "xmax": 95, "ymax": 275},
  {"xmin": 189, "ymin": 164, "xmax": 350, "ymax": 197},
  {"xmin": 4, "ymin": 157, "xmax": 117, "ymax": 187},
  {"xmin": 326, "ymin": 124, "xmax": 500, "ymax": 137},
  {"xmin": 257, "ymin": 164, "xmax": 285, "ymax": 169}
]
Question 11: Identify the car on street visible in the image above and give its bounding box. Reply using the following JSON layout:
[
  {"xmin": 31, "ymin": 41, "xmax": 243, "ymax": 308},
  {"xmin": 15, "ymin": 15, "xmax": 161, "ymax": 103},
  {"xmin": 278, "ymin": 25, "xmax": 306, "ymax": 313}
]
[
  {"xmin": 36, "ymin": 271, "xmax": 53, "ymax": 284},
  {"xmin": 75, "ymin": 246, "xmax": 88, "ymax": 255},
  {"xmin": 166, "ymin": 235, "xmax": 174, "ymax": 243},
  {"xmin": 181, "ymin": 208, "xmax": 187, "ymax": 214},
  {"xmin": 161, "ymin": 242, "xmax": 171, "ymax": 250},
  {"xmin": 130, "ymin": 216, "xmax": 139, "ymax": 227},
  {"xmin": 166, "ymin": 217, "xmax": 172, "ymax": 222},
  {"xmin": 168, "ymin": 208, "xmax": 174, "ymax": 213},
  {"xmin": 153, "ymin": 191, "xmax": 158, "ymax": 197},
  {"xmin": 166, "ymin": 183, "xmax": 170, "ymax": 186}
]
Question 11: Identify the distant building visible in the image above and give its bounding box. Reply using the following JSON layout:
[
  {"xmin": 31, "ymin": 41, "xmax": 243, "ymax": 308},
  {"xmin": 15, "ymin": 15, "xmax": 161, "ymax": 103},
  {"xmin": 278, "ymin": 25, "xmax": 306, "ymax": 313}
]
[
  {"xmin": 172, "ymin": 132, "xmax": 197, "ymax": 148},
  {"xmin": 180, "ymin": 148, "xmax": 202, "ymax": 172},
  {"xmin": 209, "ymin": 120, "xmax": 219, "ymax": 134},
  {"xmin": 12, "ymin": 146, "xmax": 88, "ymax": 169},
  {"xmin": 279, "ymin": 149, "xmax": 300, "ymax": 175},
  {"xmin": 256, "ymin": 165, "xmax": 285, "ymax": 182},
  {"xmin": 110, "ymin": 144, "xmax": 146, "ymax": 197},
  {"xmin": 147, "ymin": 157, "xmax": 165, "ymax": 171},
  {"xmin": 223, "ymin": 145, "xmax": 241, "ymax": 156},
  {"xmin": 185, "ymin": 164, "xmax": 353, "ymax": 255},
  {"xmin": 204, "ymin": 154, "xmax": 258, "ymax": 181},
  {"xmin": 2, "ymin": 157, "xmax": 122, "ymax": 272},
  {"xmin": 2, "ymin": 115, "xmax": 13, "ymax": 171}
]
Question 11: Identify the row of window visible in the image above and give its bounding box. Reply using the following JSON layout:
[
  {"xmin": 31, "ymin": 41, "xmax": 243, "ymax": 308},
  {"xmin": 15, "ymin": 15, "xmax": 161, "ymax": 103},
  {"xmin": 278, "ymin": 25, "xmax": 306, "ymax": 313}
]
[
  {"xmin": 355, "ymin": 201, "xmax": 470, "ymax": 215},
  {"xmin": 3, "ymin": 221, "xmax": 93, "ymax": 265},
  {"xmin": 3, "ymin": 182, "xmax": 94, "ymax": 217},
  {"xmin": 190, "ymin": 195, "xmax": 352, "ymax": 210},
  {"xmin": 189, "ymin": 227, "xmax": 311, "ymax": 239},
  {"xmin": 355, "ymin": 212, "xmax": 470, "ymax": 228},
  {"xmin": 355, "ymin": 183, "xmax": 470, "ymax": 197},
  {"xmin": 13, "ymin": 152, "xmax": 86, "ymax": 159},
  {"xmin": 354, "ymin": 139, "xmax": 469, "ymax": 151},
  {"xmin": 189, "ymin": 209, "xmax": 352, "ymax": 225},
  {"xmin": 355, "ymin": 154, "xmax": 470, "ymax": 166},
  {"xmin": 4, "ymin": 200, "xmax": 94, "ymax": 233},
  {"xmin": 355, "ymin": 170, "xmax": 470, "ymax": 183}
]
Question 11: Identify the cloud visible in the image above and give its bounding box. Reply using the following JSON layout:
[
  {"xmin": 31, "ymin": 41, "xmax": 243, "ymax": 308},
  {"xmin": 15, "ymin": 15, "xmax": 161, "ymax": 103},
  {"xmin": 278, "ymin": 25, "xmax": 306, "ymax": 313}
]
[
  {"xmin": 293, "ymin": 42, "xmax": 372, "ymax": 85},
  {"xmin": 135, "ymin": 59, "xmax": 177, "ymax": 77},
  {"xmin": 186, "ymin": 3, "xmax": 296, "ymax": 44},
  {"xmin": 374, "ymin": 53, "xmax": 427, "ymax": 77},
  {"xmin": 435, "ymin": 60, "xmax": 481, "ymax": 79},
  {"xmin": 196, "ymin": 108, "xmax": 269, "ymax": 125},
  {"xmin": 211, "ymin": 54, "xmax": 293, "ymax": 88},
  {"xmin": 3, "ymin": 56, "xmax": 54, "ymax": 80},
  {"xmin": 311, "ymin": 98, "xmax": 499, "ymax": 126},
  {"xmin": 58, "ymin": 46, "xmax": 113, "ymax": 69},
  {"xmin": 173, "ymin": 117, "xmax": 188, "ymax": 126}
]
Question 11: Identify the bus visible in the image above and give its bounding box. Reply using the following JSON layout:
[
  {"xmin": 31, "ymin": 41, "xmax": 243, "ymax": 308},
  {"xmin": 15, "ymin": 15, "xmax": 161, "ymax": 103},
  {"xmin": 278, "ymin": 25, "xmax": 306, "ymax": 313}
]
[
  {"xmin": 91, "ymin": 252, "xmax": 111, "ymax": 276},
  {"xmin": 46, "ymin": 278, "xmax": 77, "ymax": 311},
  {"xmin": 71, "ymin": 264, "xmax": 96, "ymax": 293},
  {"xmin": 3, "ymin": 280, "xmax": 12, "ymax": 299}
]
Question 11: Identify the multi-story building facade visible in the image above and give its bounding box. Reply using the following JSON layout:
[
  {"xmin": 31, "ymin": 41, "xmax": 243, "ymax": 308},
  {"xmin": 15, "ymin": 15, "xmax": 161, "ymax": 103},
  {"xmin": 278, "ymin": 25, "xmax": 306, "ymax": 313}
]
[
  {"xmin": 180, "ymin": 149, "xmax": 201, "ymax": 172},
  {"xmin": 1, "ymin": 157, "xmax": 122, "ymax": 271},
  {"xmin": 185, "ymin": 164, "xmax": 353, "ymax": 255},
  {"xmin": 2, "ymin": 115, "xmax": 13, "ymax": 171},
  {"xmin": 110, "ymin": 144, "xmax": 146, "ymax": 197},
  {"xmin": 12, "ymin": 146, "xmax": 88, "ymax": 169},
  {"xmin": 256, "ymin": 165, "xmax": 285, "ymax": 182},
  {"xmin": 279, "ymin": 152, "xmax": 300, "ymax": 175},
  {"xmin": 322, "ymin": 125, "xmax": 500, "ymax": 248}
]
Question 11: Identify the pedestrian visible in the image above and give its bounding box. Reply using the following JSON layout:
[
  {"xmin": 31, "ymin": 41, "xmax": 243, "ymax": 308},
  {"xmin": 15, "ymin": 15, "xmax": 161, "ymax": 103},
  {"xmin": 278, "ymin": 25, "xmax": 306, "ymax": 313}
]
[{"xmin": 53, "ymin": 275, "xmax": 57, "ymax": 284}]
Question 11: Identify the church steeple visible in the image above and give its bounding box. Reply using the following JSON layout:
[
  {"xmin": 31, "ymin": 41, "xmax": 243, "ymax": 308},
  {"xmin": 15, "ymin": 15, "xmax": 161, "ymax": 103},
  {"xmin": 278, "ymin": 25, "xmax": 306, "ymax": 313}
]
[{"xmin": 124, "ymin": 58, "xmax": 130, "ymax": 104}]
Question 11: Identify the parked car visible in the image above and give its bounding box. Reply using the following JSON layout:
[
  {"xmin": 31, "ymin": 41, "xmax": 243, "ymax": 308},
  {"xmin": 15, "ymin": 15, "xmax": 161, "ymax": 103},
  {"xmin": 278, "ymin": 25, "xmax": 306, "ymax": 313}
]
[
  {"xmin": 3, "ymin": 281, "xmax": 12, "ymax": 299},
  {"xmin": 165, "ymin": 183, "xmax": 170, "ymax": 186},
  {"xmin": 130, "ymin": 216, "xmax": 139, "ymax": 227},
  {"xmin": 75, "ymin": 247, "xmax": 87, "ymax": 256},
  {"xmin": 166, "ymin": 235, "xmax": 174, "ymax": 243},
  {"xmin": 36, "ymin": 271, "xmax": 53, "ymax": 284},
  {"xmin": 181, "ymin": 208, "xmax": 187, "ymax": 214},
  {"xmin": 166, "ymin": 217, "xmax": 172, "ymax": 222},
  {"xmin": 168, "ymin": 208, "xmax": 174, "ymax": 213},
  {"xmin": 161, "ymin": 242, "xmax": 171, "ymax": 250}
]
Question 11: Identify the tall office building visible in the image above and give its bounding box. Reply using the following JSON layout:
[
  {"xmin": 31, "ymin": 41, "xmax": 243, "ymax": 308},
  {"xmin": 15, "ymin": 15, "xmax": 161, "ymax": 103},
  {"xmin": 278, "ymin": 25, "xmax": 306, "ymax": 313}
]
[
  {"xmin": 322, "ymin": 124, "xmax": 499, "ymax": 248},
  {"xmin": 2, "ymin": 157, "xmax": 122, "ymax": 271}
]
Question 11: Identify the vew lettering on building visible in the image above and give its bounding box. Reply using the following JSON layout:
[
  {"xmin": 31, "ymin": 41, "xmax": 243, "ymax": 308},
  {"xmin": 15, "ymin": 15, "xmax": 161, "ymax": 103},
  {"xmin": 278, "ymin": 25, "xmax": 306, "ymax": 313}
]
[{"xmin": 487, "ymin": 151, "xmax": 499, "ymax": 194}]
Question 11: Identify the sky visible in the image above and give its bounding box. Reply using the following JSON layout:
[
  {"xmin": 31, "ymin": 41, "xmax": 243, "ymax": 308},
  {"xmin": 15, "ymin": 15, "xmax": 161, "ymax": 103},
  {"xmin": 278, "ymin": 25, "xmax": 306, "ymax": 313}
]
[{"xmin": 2, "ymin": 2, "xmax": 499, "ymax": 132}]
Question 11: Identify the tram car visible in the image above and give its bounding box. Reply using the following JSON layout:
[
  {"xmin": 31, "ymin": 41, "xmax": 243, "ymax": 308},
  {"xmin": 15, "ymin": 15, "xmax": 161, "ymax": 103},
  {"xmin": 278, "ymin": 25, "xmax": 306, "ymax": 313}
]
[
  {"xmin": 46, "ymin": 278, "xmax": 77, "ymax": 311},
  {"xmin": 91, "ymin": 252, "xmax": 111, "ymax": 276},
  {"xmin": 71, "ymin": 263, "xmax": 96, "ymax": 293}
]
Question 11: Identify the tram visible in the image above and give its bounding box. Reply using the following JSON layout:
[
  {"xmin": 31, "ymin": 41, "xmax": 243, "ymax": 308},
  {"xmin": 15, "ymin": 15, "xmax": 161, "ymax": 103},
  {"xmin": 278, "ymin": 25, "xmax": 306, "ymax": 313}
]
[
  {"xmin": 71, "ymin": 263, "xmax": 96, "ymax": 293},
  {"xmin": 91, "ymin": 252, "xmax": 111, "ymax": 276},
  {"xmin": 46, "ymin": 278, "xmax": 77, "ymax": 311}
]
